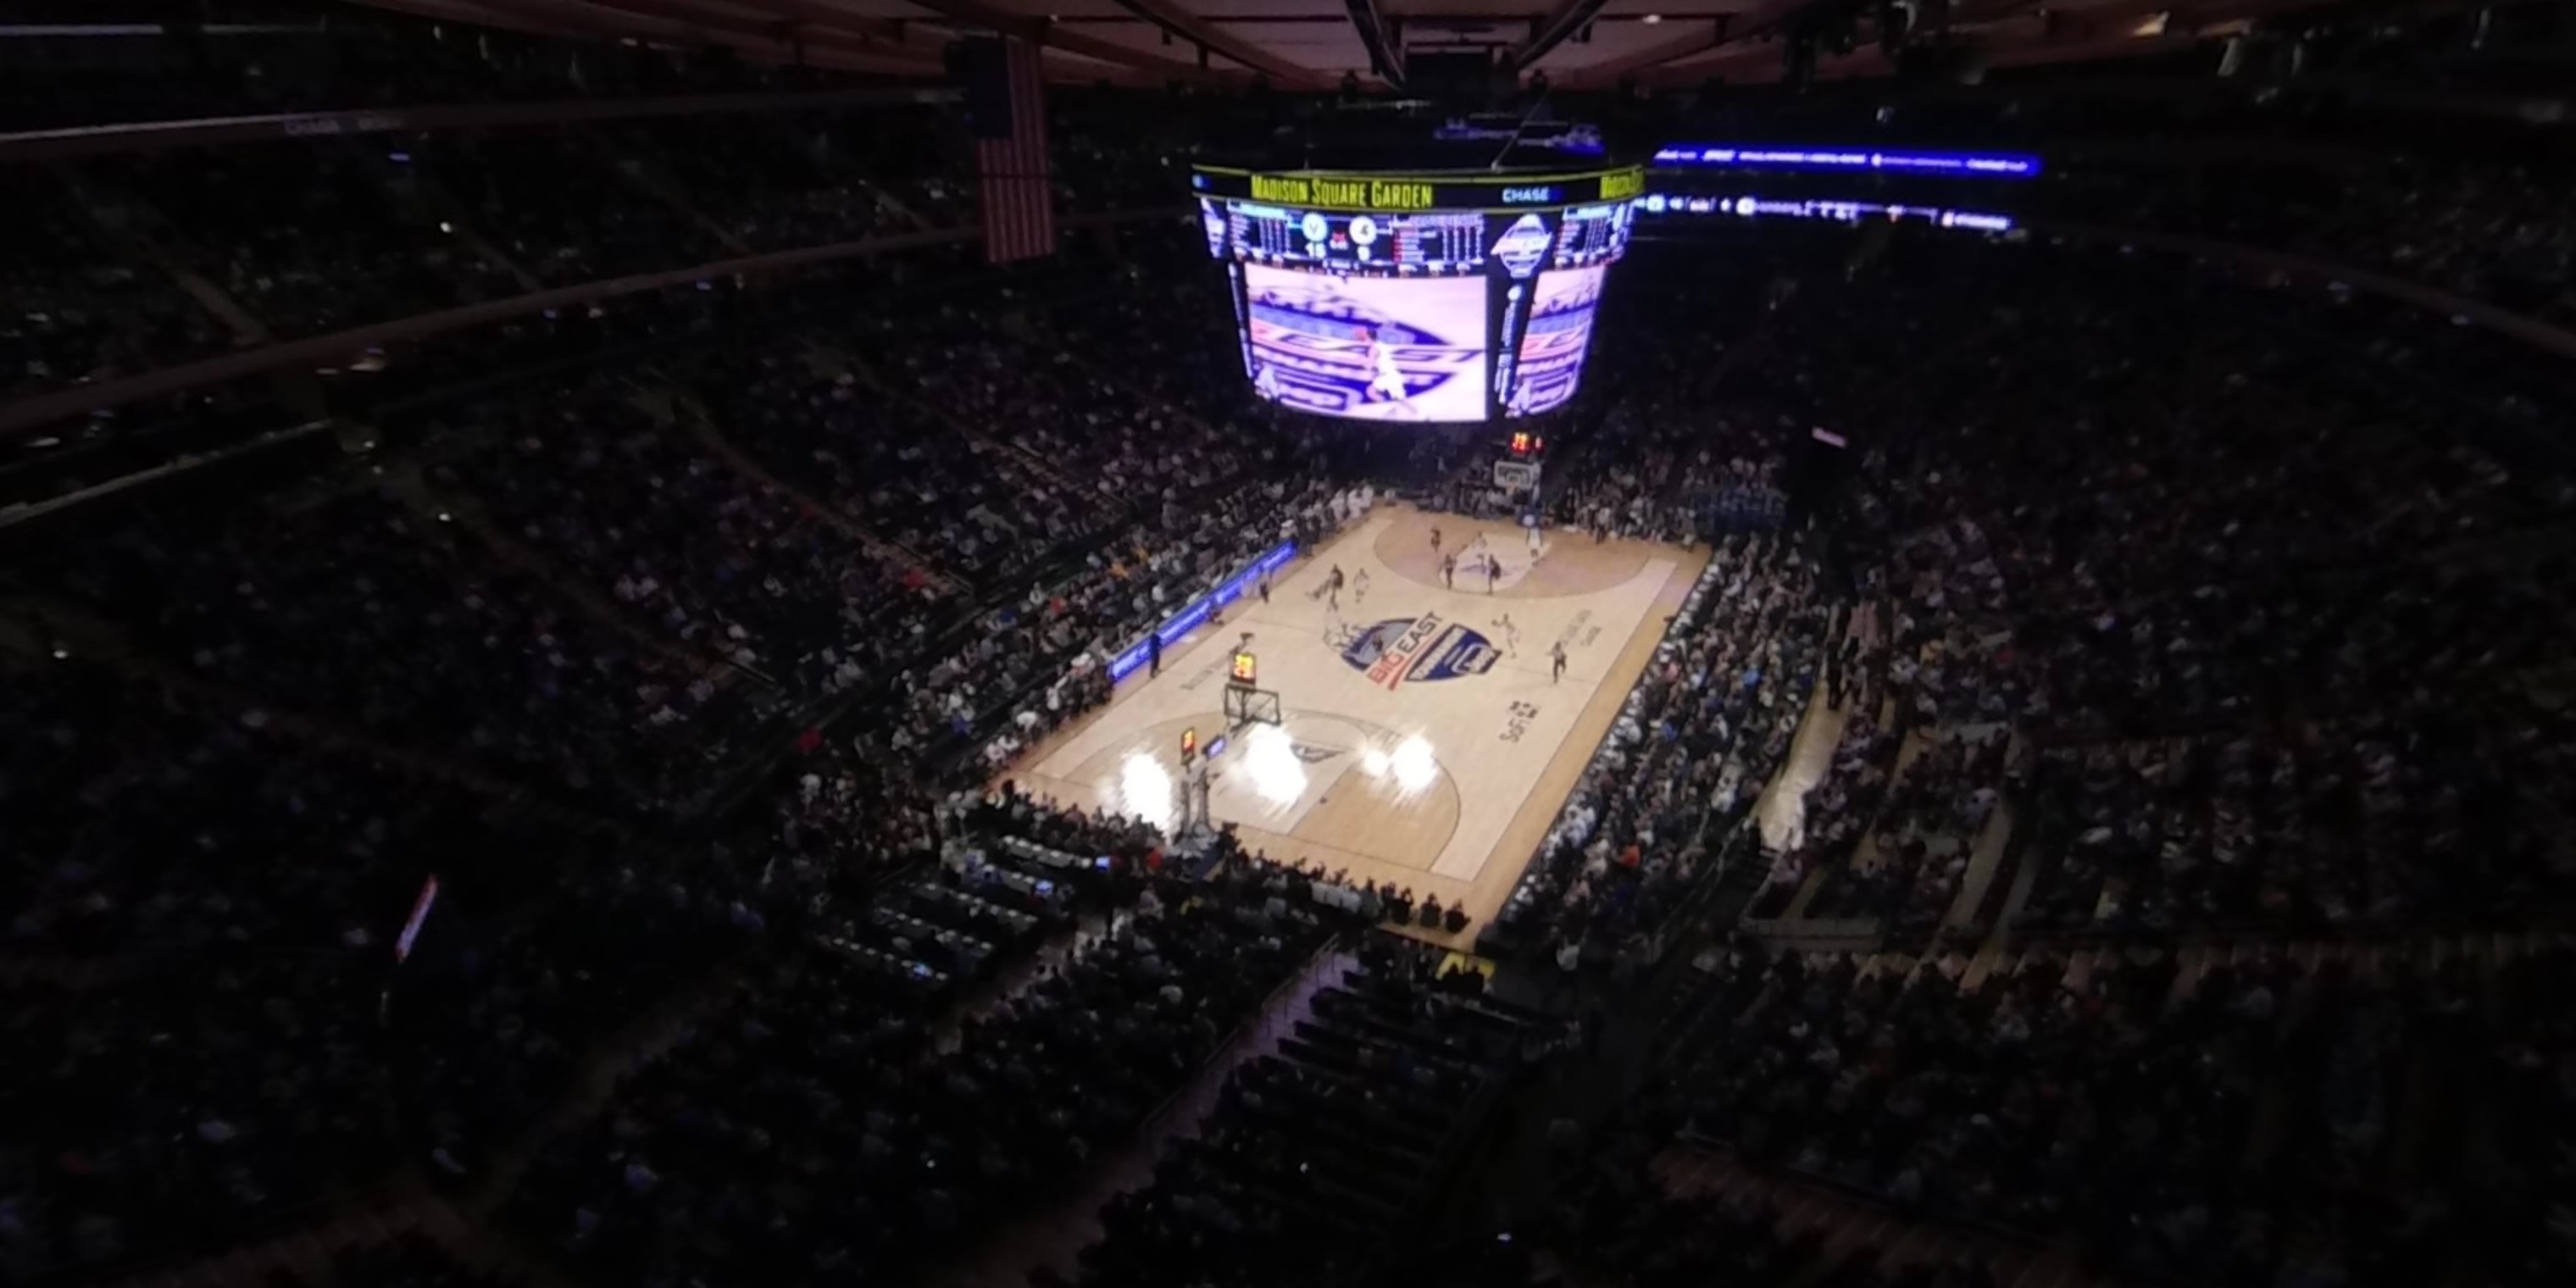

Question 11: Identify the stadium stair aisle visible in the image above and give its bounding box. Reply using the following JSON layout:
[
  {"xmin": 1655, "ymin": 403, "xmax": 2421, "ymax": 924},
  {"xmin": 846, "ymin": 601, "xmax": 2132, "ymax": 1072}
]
[
  {"xmin": 92, "ymin": 1163, "xmax": 585, "ymax": 1288},
  {"xmin": 1646, "ymin": 1146, "xmax": 2093, "ymax": 1288},
  {"xmin": 1446, "ymin": 926, "xmax": 2074, "ymax": 1285},
  {"xmin": 826, "ymin": 341, "xmax": 1096, "ymax": 506},
  {"xmin": 55, "ymin": 167, "xmax": 273, "ymax": 347},
  {"xmin": 0, "ymin": 594, "xmax": 614, "ymax": 834},
  {"xmin": 343, "ymin": 140, "xmax": 549, "ymax": 297},
  {"xmin": 1591, "ymin": 589, "xmax": 1861, "ymax": 963},
  {"xmin": 100, "ymin": 1182, "xmax": 427, "ymax": 1288},
  {"xmin": 652, "ymin": 376, "xmax": 963, "ymax": 597},
  {"xmin": 1952, "ymin": 773, "xmax": 2042, "ymax": 964},
  {"xmin": 384, "ymin": 961, "xmax": 764, "ymax": 1288},
  {"xmin": 1778, "ymin": 724, "xmax": 1931, "ymax": 923},
  {"xmin": 923, "ymin": 908, "xmax": 1113, "ymax": 1058},
  {"xmin": 866, "ymin": 181, "xmax": 941, "ymax": 235},
  {"xmin": 380, "ymin": 464, "xmax": 765, "ymax": 685},
  {"xmin": 1058, "ymin": 937, "xmax": 1543, "ymax": 1284},
  {"xmin": 929, "ymin": 940, "xmax": 1363, "ymax": 1288},
  {"xmin": 452, "ymin": 960, "xmax": 750, "ymax": 1226},
  {"xmin": 406, "ymin": 1198, "xmax": 580, "ymax": 1288},
  {"xmin": 1939, "ymin": 778, "xmax": 2022, "ymax": 931},
  {"xmin": 1747, "ymin": 673, "xmax": 1852, "ymax": 857},
  {"xmin": 1046, "ymin": 343, "xmax": 1256, "ymax": 487},
  {"xmin": 597, "ymin": 140, "xmax": 758, "ymax": 258},
  {"xmin": 0, "ymin": 943, "xmax": 158, "ymax": 991}
]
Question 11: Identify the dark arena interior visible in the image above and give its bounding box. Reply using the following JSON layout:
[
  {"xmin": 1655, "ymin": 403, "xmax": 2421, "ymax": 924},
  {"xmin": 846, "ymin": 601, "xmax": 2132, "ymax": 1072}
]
[{"xmin": 6, "ymin": 3, "xmax": 2576, "ymax": 1287}]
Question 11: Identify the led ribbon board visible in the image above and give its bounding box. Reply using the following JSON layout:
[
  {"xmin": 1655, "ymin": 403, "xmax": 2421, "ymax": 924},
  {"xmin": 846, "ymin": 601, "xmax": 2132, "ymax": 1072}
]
[
  {"xmin": 1637, "ymin": 192, "xmax": 2016, "ymax": 232},
  {"xmin": 1192, "ymin": 164, "xmax": 1646, "ymax": 212},
  {"xmin": 1650, "ymin": 146, "xmax": 2041, "ymax": 179},
  {"xmin": 1109, "ymin": 541, "xmax": 1302, "ymax": 682}
]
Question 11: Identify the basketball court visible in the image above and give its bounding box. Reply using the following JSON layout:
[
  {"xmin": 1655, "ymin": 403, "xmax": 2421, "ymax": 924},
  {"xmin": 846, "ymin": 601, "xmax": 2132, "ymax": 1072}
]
[{"xmin": 1004, "ymin": 503, "xmax": 1711, "ymax": 947}]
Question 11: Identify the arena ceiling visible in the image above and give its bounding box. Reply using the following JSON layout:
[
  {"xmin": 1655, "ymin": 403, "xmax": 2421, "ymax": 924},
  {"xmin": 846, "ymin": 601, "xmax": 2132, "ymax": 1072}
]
[{"xmin": 353, "ymin": 0, "xmax": 2351, "ymax": 90}]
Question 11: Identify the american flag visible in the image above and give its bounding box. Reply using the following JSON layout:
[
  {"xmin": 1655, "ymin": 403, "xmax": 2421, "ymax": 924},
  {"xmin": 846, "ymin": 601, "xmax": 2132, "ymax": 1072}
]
[{"xmin": 974, "ymin": 36, "xmax": 1054, "ymax": 264}]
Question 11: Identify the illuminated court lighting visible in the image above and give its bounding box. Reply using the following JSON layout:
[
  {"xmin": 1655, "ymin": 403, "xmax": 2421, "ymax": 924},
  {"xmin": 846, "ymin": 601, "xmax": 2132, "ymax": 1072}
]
[
  {"xmin": 1116, "ymin": 752, "xmax": 1174, "ymax": 833},
  {"xmin": 1242, "ymin": 724, "xmax": 1308, "ymax": 807},
  {"xmin": 1391, "ymin": 735, "xmax": 1437, "ymax": 794}
]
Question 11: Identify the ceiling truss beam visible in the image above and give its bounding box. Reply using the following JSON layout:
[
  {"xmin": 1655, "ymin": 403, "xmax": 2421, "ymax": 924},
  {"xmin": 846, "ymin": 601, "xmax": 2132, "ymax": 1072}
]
[
  {"xmin": 1341, "ymin": 0, "xmax": 1405, "ymax": 88},
  {"xmin": 1107, "ymin": 0, "xmax": 1330, "ymax": 87},
  {"xmin": 896, "ymin": 0, "xmax": 1244, "ymax": 83},
  {"xmin": 1506, "ymin": 0, "xmax": 1612, "ymax": 73}
]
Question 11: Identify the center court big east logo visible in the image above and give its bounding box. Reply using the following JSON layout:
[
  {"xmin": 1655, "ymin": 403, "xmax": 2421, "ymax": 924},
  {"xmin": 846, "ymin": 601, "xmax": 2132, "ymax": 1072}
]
[{"xmin": 1330, "ymin": 612, "xmax": 1501, "ymax": 690}]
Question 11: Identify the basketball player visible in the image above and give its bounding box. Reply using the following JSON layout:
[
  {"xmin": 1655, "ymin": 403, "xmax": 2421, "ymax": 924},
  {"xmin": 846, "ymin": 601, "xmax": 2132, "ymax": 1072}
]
[
  {"xmin": 1551, "ymin": 640, "xmax": 1568, "ymax": 684},
  {"xmin": 1327, "ymin": 564, "xmax": 1345, "ymax": 612},
  {"xmin": 1485, "ymin": 552, "xmax": 1503, "ymax": 592},
  {"xmin": 1363, "ymin": 330, "xmax": 1410, "ymax": 408},
  {"xmin": 1441, "ymin": 552, "xmax": 1457, "ymax": 589},
  {"xmin": 1493, "ymin": 613, "xmax": 1520, "ymax": 657},
  {"xmin": 1430, "ymin": 525, "xmax": 1442, "ymax": 557},
  {"xmin": 1353, "ymin": 568, "xmax": 1370, "ymax": 603},
  {"xmin": 1525, "ymin": 521, "xmax": 1544, "ymax": 559}
]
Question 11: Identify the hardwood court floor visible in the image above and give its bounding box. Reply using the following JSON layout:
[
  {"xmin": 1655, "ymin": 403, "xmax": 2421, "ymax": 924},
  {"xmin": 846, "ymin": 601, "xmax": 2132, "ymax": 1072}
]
[{"xmin": 1004, "ymin": 502, "xmax": 1710, "ymax": 948}]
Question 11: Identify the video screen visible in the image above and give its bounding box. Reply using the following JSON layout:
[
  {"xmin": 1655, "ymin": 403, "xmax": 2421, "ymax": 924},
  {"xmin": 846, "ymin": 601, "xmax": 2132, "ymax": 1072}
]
[
  {"xmin": 1207, "ymin": 180, "xmax": 1632, "ymax": 422},
  {"xmin": 1241, "ymin": 264, "xmax": 1490, "ymax": 423},
  {"xmin": 1506, "ymin": 266, "xmax": 1606, "ymax": 418}
]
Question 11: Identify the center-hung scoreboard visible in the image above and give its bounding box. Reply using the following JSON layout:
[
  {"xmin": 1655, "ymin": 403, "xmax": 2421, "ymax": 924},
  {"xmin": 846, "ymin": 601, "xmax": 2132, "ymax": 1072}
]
[{"xmin": 1192, "ymin": 163, "xmax": 1643, "ymax": 425}]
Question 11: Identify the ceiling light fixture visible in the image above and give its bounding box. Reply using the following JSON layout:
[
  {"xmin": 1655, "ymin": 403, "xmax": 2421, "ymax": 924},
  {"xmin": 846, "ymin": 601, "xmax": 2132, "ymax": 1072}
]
[{"xmin": 1642, "ymin": 13, "xmax": 1663, "ymax": 23}]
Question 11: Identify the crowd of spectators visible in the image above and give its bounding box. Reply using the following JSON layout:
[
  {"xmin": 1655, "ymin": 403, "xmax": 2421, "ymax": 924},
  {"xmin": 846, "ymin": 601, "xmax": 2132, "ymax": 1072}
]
[
  {"xmin": 664, "ymin": 312, "xmax": 1357, "ymax": 774},
  {"xmin": 388, "ymin": 839, "xmax": 771, "ymax": 1185},
  {"xmin": 1749, "ymin": 699, "xmax": 1896, "ymax": 916},
  {"xmin": 1635, "ymin": 931, "xmax": 2576, "ymax": 1286},
  {"xmin": 435, "ymin": 377, "xmax": 936, "ymax": 704},
  {"xmin": 1797, "ymin": 724, "xmax": 2010, "ymax": 932},
  {"xmin": 944, "ymin": 472, "xmax": 1352, "ymax": 775},
  {"xmin": 602, "ymin": 108, "xmax": 969, "ymax": 252},
  {"xmin": 911, "ymin": 331, "xmax": 1263, "ymax": 516},
  {"xmin": 2057, "ymin": 153, "xmax": 2576, "ymax": 324},
  {"xmin": 1047, "ymin": 236, "xmax": 1285, "ymax": 437},
  {"xmin": 2490, "ymin": 944, "xmax": 2576, "ymax": 1287},
  {"xmin": 2022, "ymin": 713, "xmax": 2560, "ymax": 934},
  {"xmin": 101, "ymin": 144, "xmax": 526, "ymax": 338},
  {"xmin": 406, "ymin": 128, "xmax": 726, "ymax": 286},
  {"xmin": 8, "ymin": 199, "xmax": 2573, "ymax": 1288},
  {"xmin": 502, "ymin": 856, "xmax": 1347, "ymax": 1285},
  {"xmin": 4, "ymin": 97, "xmax": 990, "ymax": 412},
  {"xmin": 691, "ymin": 338, "xmax": 1131, "ymax": 587},
  {"xmin": 2, "ymin": 223, "xmax": 1368, "ymax": 1282},
  {"xmin": 3, "ymin": 100, "xmax": 1006, "ymax": 404},
  {"xmin": 10, "ymin": 23, "xmax": 2576, "ymax": 1286},
  {"xmin": 1069, "ymin": 936, "xmax": 1535, "ymax": 1288},
  {"xmin": 325, "ymin": 1235, "xmax": 522, "ymax": 1288},
  {"xmin": 1504, "ymin": 532, "xmax": 1829, "ymax": 956},
  {"xmin": 1546, "ymin": 399, "xmax": 1792, "ymax": 543},
  {"xmin": 0, "ymin": 662, "xmax": 802, "ymax": 1280},
  {"xmin": 22, "ymin": 492, "xmax": 747, "ymax": 811},
  {"xmin": 1654, "ymin": 946, "xmax": 2217, "ymax": 1262},
  {"xmin": 1613, "ymin": 227, "xmax": 2574, "ymax": 941},
  {"xmin": 0, "ymin": 5, "xmax": 819, "ymax": 132},
  {"xmin": 2, "ymin": 953, "xmax": 392, "ymax": 1278},
  {"xmin": 3, "ymin": 176, "xmax": 234, "ymax": 402},
  {"xmin": 0, "ymin": 663, "xmax": 586, "ymax": 952},
  {"xmin": 1540, "ymin": 1163, "xmax": 2005, "ymax": 1288},
  {"xmin": 1552, "ymin": 216, "xmax": 2576, "ymax": 1287}
]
